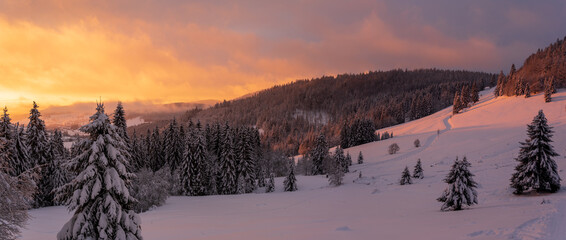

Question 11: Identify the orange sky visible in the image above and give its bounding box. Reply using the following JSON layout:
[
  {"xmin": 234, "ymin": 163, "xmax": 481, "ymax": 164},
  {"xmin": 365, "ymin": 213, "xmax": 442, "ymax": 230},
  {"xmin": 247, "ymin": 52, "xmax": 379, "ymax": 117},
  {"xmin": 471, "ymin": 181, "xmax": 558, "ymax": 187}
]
[{"xmin": 0, "ymin": 1, "xmax": 564, "ymax": 120}]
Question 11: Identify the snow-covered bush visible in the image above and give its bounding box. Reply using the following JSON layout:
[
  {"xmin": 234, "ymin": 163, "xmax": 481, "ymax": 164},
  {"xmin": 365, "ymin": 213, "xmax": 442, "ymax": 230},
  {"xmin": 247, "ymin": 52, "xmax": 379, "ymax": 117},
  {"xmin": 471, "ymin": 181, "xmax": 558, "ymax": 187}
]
[
  {"xmin": 388, "ymin": 143, "xmax": 400, "ymax": 154},
  {"xmin": 131, "ymin": 168, "xmax": 170, "ymax": 213},
  {"xmin": 0, "ymin": 164, "xmax": 37, "ymax": 240}
]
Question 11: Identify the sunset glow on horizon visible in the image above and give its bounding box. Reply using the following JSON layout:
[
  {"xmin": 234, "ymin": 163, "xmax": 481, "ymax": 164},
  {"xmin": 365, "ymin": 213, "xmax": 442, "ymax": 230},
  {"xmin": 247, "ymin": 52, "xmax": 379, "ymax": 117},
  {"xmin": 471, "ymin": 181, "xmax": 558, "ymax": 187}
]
[{"xmin": 1, "ymin": 0, "xmax": 565, "ymax": 118}]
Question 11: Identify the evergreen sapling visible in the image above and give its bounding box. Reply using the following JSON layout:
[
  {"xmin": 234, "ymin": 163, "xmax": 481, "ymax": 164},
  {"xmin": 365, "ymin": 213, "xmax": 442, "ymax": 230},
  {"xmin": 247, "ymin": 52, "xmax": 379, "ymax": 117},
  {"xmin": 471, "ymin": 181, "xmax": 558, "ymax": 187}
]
[
  {"xmin": 437, "ymin": 157, "xmax": 478, "ymax": 211},
  {"xmin": 399, "ymin": 166, "xmax": 412, "ymax": 185}
]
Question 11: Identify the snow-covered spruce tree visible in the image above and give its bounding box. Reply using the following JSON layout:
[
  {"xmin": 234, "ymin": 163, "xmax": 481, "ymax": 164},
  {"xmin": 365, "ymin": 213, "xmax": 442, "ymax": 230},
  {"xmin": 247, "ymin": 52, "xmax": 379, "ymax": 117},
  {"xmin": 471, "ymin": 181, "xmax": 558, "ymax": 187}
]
[
  {"xmin": 112, "ymin": 102, "xmax": 129, "ymax": 144},
  {"xmin": 265, "ymin": 172, "xmax": 275, "ymax": 193},
  {"xmin": 328, "ymin": 154, "xmax": 345, "ymax": 187},
  {"xmin": 218, "ymin": 124, "xmax": 237, "ymax": 195},
  {"xmin": 27, "ymin": 101, "xmax": 56, "ymax": 207},
  {"xmin": 437, "ymin": 157, "xmax": 478, "ymax": 211},
  {"xmin": 452, "ymin": 93, "xmax": 461, "ymax": 114},
  {"xmin": 149, "ymin": 126, "xmax": 165, "ymax": 172},
  {"xmin": 13, "ymin": 124, "xmax": 32, "ymax": 177},
  {"xmin": 257, "ymin": 169, "xmax": 266, "ymax": 188},
  {"xmin": 471, "ymin": 81, "xmax": 480, "ymax": 103},
  {"xmin": 525, "ymin": 85, "xmax": 531, "ymax": 98},
  {"xmin": 357, "ymin": 151, "xmax": 364, "ymax": 164},
  {"xmin": 544, "ymin": 82, "xmax": 552, "ymax": 103},
  {"xmin": 180, "ymin": 122, "xmax": 210, "ymax": 196},
  {"xmin": 399, "ymin": 166, "xmax": 412, "ymax": 185},
  {"xmin": 129, "ymin": 130, "xmax": 143, "ymax": 172},
  {"xmin": 0, "ymin": 107, "xmax": 18, "ymax": 176},
  {"xmin": 55, "ymin": 103, "xmax": 142, "ymax": 240},
  {"xmin": 332, "ymin": 146, "xmax": 348, "ymax": 173},
  {"xmin": 345, "ymin": 152, "xmax": 352, "ymax": 166},
  {"xmin": 284, "ymin": 162, "xmax": 298, "ymax": 192},
  {"xmin": 511, "ymin": 110, "xmax": 560, "ymax": 194},
  {"xmin": 413, "ymin": 159, "xmax": 424, "ymax": 179},
  {"xmin": 237, "ymin": 128, "xmax": 256, "ymax": 193},
  {"xmin": 0, "ymin": 139, "xmax": 37, "ymax": 240},
  {"xmin": 50, "ymin": 130, "xmax": 71, "ymax": 204},
  {"xmin": 163, "ymin": 119, "xmax": 184, "ymax": 173},
  {"xmin": 310, "ymin": 134, "xmax": 329, "ymax": 175}
]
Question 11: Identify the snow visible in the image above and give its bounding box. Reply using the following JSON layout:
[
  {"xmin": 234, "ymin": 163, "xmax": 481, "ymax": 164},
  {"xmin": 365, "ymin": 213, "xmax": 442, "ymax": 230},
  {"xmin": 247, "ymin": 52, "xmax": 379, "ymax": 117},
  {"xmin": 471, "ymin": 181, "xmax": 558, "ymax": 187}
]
[{"xmin": 21, "ymin": 89, "xmax": 566, "ymax": 239}]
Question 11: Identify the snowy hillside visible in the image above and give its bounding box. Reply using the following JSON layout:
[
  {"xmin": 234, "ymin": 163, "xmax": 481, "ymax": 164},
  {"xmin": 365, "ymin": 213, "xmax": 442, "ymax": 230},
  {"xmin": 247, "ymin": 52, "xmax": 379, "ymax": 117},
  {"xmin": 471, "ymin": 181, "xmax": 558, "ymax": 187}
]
[{"xmin": 21, "ymin": 89, "xmax": 566, "ymax": 240}]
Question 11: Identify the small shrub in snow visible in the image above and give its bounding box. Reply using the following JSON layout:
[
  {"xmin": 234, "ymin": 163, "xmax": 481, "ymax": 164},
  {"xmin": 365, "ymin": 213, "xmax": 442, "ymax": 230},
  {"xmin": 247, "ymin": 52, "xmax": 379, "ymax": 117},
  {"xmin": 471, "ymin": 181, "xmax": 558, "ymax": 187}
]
[
  {"xmin": 399, "ymin": 166, "xmax": 412, "ymax": 185},
  {"xmin": 413, "ymin": 159, "xmax": 424, "ymax": 179},
  {"xmin": 388, "ymin": 143, "xmax": 400, "ymax": 155},
  {"xmin": 414, "ymin": 139, "xmax": 420, "ymax": 148},
  {"xmin": 131, "ymin": 168, "xmax": 170, "ymax": 213},
  {"xmin": 437, "ymin": 157, "xmax": 478, "ymax": 211}
]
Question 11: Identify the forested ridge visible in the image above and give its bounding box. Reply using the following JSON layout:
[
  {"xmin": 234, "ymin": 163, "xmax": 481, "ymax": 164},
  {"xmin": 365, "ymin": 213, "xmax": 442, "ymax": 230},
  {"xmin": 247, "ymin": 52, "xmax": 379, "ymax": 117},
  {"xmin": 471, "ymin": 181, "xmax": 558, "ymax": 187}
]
[{"xmin": 160, "ymin": 69, "xmax": 495, "ymax": 155}]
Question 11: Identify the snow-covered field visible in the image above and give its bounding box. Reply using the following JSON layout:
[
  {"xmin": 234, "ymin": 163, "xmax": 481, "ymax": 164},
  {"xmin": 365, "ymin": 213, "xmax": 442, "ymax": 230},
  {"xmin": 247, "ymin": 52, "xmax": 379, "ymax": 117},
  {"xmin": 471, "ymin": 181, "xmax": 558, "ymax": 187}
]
[{"xmin": 21, "ymin": 89, "xmax": 566, "ymax": 240}]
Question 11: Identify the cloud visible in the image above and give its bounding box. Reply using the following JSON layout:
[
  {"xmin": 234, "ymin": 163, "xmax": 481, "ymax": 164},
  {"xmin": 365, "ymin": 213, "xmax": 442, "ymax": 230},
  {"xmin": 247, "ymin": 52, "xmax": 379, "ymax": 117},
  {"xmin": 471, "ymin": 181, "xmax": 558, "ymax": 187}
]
[{"xmin": 0, "ymin": 0, "xmax": 564, "ymax": 119}]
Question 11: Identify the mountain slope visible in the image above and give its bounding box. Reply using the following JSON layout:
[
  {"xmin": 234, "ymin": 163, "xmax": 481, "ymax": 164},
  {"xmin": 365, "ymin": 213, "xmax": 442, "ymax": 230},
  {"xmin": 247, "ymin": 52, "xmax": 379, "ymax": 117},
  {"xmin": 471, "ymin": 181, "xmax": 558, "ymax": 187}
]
[{"xmin": 22, "ymin": 87, "xmax": 566, "ymax": 240}]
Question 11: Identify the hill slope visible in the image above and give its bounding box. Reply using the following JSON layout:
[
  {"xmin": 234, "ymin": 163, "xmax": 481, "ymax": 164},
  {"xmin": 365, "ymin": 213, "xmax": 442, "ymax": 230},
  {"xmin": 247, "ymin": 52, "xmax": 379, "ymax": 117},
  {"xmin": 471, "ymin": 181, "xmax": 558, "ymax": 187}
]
[{"xmin": 22, "ymin": 87, "xmax": 566, "ymax": 239}]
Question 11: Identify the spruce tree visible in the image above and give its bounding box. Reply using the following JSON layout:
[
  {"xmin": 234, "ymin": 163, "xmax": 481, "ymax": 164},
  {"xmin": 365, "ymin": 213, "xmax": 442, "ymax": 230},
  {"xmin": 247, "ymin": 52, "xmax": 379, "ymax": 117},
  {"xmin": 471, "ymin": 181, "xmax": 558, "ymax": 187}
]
[
  {"xmin": 27, "ymin": 102, "xmax": 56, "ymax": 207},
  {"xmin": 181, "ymin": 122, "xmax": 210, "ymax": 196},
  {"xmin": 413, "ymin": 159, "xmax": 424, "ymax": 179},
  {"xmin": 437, "ymin": 157, "xmax": 478, "ymax": 211},
  {"xmin": 265, "ymin": 173, "xmax": 275, "ymax": 193},
  {"xmin": 338, "ymin": 147, "xmax": 349, "ymax": 173},
  {"xmin": 0, "ymin": 107, "xmax": 18, "ymax": 176},
  {"xmin": 218, "ymin": 123, "xmax": 237, "ymax": 194},
  {"xmin": 163, "ymin": 119, "xmax": 183, "ymax": 173},
  {"xmin": 56, "ymin": 103, "xmax": 142, "ymax": 240},
  {"xmin": 357, "ymin": 151, "xmax": 364, "ymax": 164},
  {"xmin": 471, "ymin": 81, "xmax": 480, "ymax": 103},
  {"xmin": 511, "ymin": 110, "xmax": 560, "ymax": 194},
  {"xmin": 452, "ymin": 93, "xmax": 461, "ymax": 114},
  {"xmin": 310, "ymin": 134, "xmax": 329, "ymax": 175},
  {"xmin": 112, "ymin": 102, "xmax": 129, "ymax": 143},
  {"xmin": 149, "ymin": 126, "xmax": 164, "ymax": 172},
  {"xmin": 257, "ymin": 169, "xmax": 266, "ymax": 187},
  {"xmin": 129, "ymin": 130, "xmax": 143, "ymax": 172},
  {"xmin": 525, "ymin": 85, "xmax": 531, "ymax": 98},
  {"xmin": 50, "ymin": 130, "xmax": 70, "ymax": 204},
  {"xmin": 237, "ymin": 128, "xmax": 256, "ymax": 193},
  {"xmin": 13, "ymin": 124, "xmax": 32, "ymax": 176},
  {"xmin": 399, "ymin": 166, "xmax": 412, "ymax": 185},
  {"xmin": 284, "ymin": 162, "xmax": 298, "ymax": 192},
  {"xmin": 345, "ymin": 151, "xmax": 352, "ymax": 166},
  {"xmin": 328, "ymin": 155, "xmax": 345, "ymax": 187},
  {"xmin": 544, "ymin": 82, "xmax": 552, "ymax": 103}
]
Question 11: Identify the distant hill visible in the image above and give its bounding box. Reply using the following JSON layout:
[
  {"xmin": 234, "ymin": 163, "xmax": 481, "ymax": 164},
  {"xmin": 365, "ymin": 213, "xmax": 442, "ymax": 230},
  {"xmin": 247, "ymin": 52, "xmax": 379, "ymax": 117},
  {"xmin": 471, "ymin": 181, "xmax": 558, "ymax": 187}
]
[{"xmin": 162, "ymin": 69, "xmax": 494, "ymax": 155}]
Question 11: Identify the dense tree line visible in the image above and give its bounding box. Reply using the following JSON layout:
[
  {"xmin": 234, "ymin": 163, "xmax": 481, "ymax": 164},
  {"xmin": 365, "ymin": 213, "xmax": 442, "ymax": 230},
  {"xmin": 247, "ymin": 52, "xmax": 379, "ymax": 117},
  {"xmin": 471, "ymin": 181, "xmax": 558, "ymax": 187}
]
[
  {"xmin": 133, "ymin": 69, "xmax": 493, "ymax": 155},
  {"xmin": 495, "ymin": 36, "xmax": 566, "ymax": 100}
]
